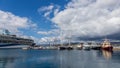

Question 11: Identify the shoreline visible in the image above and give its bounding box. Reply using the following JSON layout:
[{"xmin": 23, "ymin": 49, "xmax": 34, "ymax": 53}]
[{"xmin": 113, "ymin": 47, "xmax": 120, "ymax": 51}]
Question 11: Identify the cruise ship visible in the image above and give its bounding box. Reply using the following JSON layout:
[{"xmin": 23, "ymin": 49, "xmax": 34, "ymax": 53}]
[{"xmin": 0, "ymin": 29, "xmax": 34, "ymax": 48}]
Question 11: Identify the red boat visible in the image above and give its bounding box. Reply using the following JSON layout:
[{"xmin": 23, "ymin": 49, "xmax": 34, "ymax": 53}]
[
  {"xmin": 102, "ymin": 46, "xmax": 113, "ymax": 51},
  {"xmin": 101, "ymin": 38, "xmax": 113, "ymax": 51}
]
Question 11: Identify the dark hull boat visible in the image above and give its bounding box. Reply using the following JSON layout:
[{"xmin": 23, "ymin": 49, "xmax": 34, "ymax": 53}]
[
  {"xmin": 67, "ymin": 47, "xmax": 73, "ymax": 50},
  {"xmin": 101, "ymin": 46, "xmax": 113, "ymax": 51},
  {"xmin": 91, "ymin": 47, "xmax": 101, "ymax": 50},
  {"xmin": 59, "ymin": 46, "xmax": 66, "ymax": 50},
  {"xmin": 101, "ymin": 38, "xmax": 113, "ymax": 51},
  {"xmin": 59, "ymin": 46, "xmax": 73, "ymax": 50}
]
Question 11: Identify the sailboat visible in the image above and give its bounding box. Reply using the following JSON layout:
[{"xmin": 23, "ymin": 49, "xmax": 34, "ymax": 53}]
[
  {"xmin": 59, "ymin": 30, "xmax": 73, "ymax": 50},
  {"xmin": 59, "ymin": 30, "xmax": 66, "ymax": 50}
]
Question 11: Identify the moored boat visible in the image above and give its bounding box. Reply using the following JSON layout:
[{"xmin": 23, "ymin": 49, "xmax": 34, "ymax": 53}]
[
  {"xmin": 101, "ymin": 38, "xmax": 113, "ymax": 51},
  {"xmin": 76, "ymin": 45, "xmax": 83, "ymax": 50},
  {"xmin": 91, "ymin": 46, "xmax": 101, "ymax": 50},
  {"xmin": 59, "ymin": 46, "xmax": 66, "ymax": 50},
  {"xmin": 83, "ymin": 43, "xmax": 91, "ymax": 50},
  {"xmin": 91, "ymin": 42, "xmax": 101, "ymax": 50},
  {"xmin": 66, "ymin": 46, "xmax": 73, "ymax": 50}
]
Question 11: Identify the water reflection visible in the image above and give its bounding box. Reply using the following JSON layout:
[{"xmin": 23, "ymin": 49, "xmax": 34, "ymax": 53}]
[
  {"xmin": 0, "ymin": 49, "xmax": 120, "ymax": 68},
  {"xmin": 58, "ymin": 50, "xmax": 120, "ymax": 68},
  {"xmin": 58, "ymin": 51, "xmax": 76, "ymax": 68},
  {"xmin": 102, "ymin": 50, "xmax": 112, "ymax": 60},
  {"xmin": 58, "ymin": 50, "xmax": 104, "ymax": 68},
  {"xmin": 0, "ymin": 57, "xmax": 15, "ymax": 68}
]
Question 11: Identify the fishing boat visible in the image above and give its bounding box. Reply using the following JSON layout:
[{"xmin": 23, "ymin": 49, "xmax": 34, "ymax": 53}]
[{"xmin": 101, "ymin": 38, "xmax": 113, "ymax": 51}]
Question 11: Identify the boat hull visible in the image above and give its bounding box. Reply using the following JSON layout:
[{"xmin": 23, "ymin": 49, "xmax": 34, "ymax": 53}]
[
  {"xmin": 59, "ymin": 47, "xmax": 66, "ymax": 50},
  {"xmin": 83, "ymin": 46, "xmax": 91, "ymax": 50},
  {"xmin": 91, "ymin": 47, "xmax": 101, "ymax": 50},
  {"xmin": 59, "ymin": 46, "xmax": 73, "ymax": 50},
  {"xmin": 0, "ymin": 43, "xmax": 29, "ymax": 49},
  {"xmin": 101, "ymin": 46, "xmax": 113, "ymax": 51},
  {"xmin": 67, "ymin": 47, "xmax": 73, "ymax": 50}
]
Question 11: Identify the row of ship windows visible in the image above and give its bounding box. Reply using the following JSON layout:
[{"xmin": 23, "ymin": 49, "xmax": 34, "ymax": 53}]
[
  {"xmin": 0, "ymin": 37, "xmax": 33, "ymax": 42},
  {"xmin": 0, "ymin": 41, "xmax": 33, "ymax": 45}
]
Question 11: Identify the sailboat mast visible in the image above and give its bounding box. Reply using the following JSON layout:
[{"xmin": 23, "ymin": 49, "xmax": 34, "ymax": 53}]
[
  {"xmin": 60, "ymin": 30, "xmax": 63, "ymax": 46},
  {"xmin": 68, "ymin": 31, "xmax": 71, "ymax": 46}
]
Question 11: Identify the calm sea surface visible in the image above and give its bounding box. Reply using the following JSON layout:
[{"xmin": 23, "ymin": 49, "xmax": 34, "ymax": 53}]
[{"xmin": 0, "ymin": 49, "xmax": 120, "ymax": 68}]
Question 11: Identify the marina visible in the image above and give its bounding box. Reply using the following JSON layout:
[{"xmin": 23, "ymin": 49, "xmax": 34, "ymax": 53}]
[
  {"xmin": 0, "ymin": 29, "xmax": 120, "ymax": 68},
  {"xmin": 27, "ymin": 38, "xmax": 120, "ymax": 51},
  {"xmin": 0, "ymin": 29, "xmax": 120, "ymax": 51},
  {"xmin": 0, "ymin": 0, "xmax": 120, "ymax": 68}
]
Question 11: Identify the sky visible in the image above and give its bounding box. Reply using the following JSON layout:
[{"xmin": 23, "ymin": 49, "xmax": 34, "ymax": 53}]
[{"xmin": 0, "ymin": 0, "xmax": 120, "ymax": 44}]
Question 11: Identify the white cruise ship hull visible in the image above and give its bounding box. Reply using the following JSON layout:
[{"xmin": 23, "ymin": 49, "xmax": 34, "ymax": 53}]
[{"xmin": 0, "ymin": 43, "xmax": 29, "ymax": 49}]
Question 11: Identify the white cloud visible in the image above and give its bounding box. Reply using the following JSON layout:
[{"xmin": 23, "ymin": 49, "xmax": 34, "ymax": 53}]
[
  {"xmin": 18, "ymin": 35, "xmax": 40, "ymax": 44},
  {"xmin": 39, "ymin": 5, "xmax": 54, "ymax": 11},
  {"xmin": 37, "ymin": 29, "xmax": 60, "ymax": 35},
  {"xmin": 67, "ymin": 0, "xmax": 94, "ymax": 8},
  {"xmin": 37, "ymin": 31, "xmax": 49, "ymax": 35},
  {"xmin": 54, "ymin": 8, "xmax": 59, "ymax": 16},
  {"xmin": 51, "ymin": 0, "xmax": 120, "ymax": 39},
  {"xmin": 38, "ymin": 4, "xmax": 60, "ymax": 19},
  {"xmin": 0, "ymin": 10, "xmax": 40, "ymax": 44},
  {"xmin": 38, "ymin": 5, "xmax": 54, "ymax": 18},
  {"xmin": 0, "ymin": 10, "xmax": 36, "ymax": 34},
  {"xmin": 95, "ymin": 0, "xmax": 120, "ymax": 9},
  {"xmin": 39, "ymin": 37, "xmax": 60, "ymax": 44}
]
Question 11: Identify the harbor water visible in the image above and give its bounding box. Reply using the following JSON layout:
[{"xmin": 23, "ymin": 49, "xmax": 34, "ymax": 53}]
[{"xmin": 0, "ymin": 49, "xmax": 120, "ymax": 68}]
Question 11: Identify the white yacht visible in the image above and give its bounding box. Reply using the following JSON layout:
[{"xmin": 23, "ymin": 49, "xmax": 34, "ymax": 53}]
[{"xmin": 83, "ymin": 42, "xmax": 91, "ymax": 50}]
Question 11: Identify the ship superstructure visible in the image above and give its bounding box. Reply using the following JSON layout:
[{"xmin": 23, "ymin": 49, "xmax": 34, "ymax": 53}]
[
  {"xmin": 101, "ymin": 38, "xmax": 113, "ymax": 51},
  {"xmin": 0, "ymin": 29, "xmax": 34, "ymax": 48}
]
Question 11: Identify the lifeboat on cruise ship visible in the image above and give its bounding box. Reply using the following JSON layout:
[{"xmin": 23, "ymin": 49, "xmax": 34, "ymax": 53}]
[{"xmin": 101, "ymin": 38, "xmax": 113, "ymax": 51}]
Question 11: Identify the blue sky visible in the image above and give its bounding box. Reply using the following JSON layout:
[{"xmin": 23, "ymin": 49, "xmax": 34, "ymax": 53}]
[
  {"xmin": 0, "ymin": 0, "xmax": 69, "ymax": 42},
  {"xmin": 0, "ymin": 0, "xmax": 68, "ymax": 30},
  {"xmin": 0, "ymin": 0, "xmax": 120, "ymax": 44}
]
